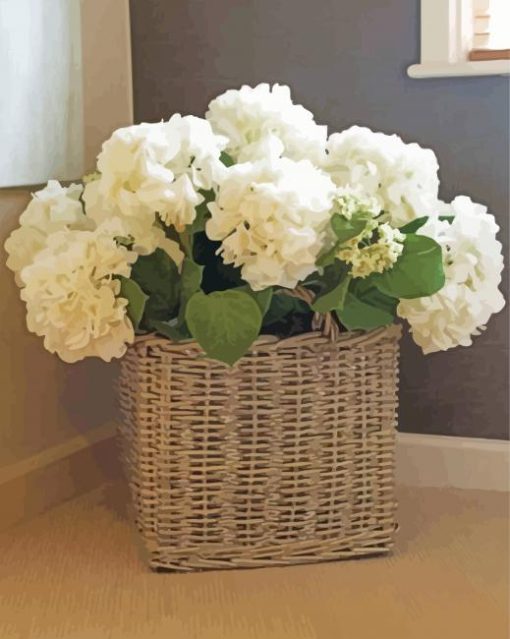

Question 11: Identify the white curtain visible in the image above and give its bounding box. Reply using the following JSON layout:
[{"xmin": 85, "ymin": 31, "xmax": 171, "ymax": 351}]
[{"xmin": 0, "ymin": 0, "xmax": 84, "ymax": 187}]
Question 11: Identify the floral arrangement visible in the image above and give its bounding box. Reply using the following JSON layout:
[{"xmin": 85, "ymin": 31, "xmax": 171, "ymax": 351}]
[{"xmin": 5, "ymin": 83, "xmax": 505, "ymax": 365}]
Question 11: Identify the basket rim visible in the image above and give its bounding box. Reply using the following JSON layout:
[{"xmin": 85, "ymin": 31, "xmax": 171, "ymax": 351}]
[{"xmin": 130, "ymin": 324, "xmax": 402, "ymax": 353}]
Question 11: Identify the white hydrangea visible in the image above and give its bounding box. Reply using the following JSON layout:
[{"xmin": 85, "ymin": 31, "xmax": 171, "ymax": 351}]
[
  {"xmin": 323, "ymin": 126, "xmax": 440, "ymax": 227},
  {"xmin": 334, "ymin": 186, "xmax": 382, "ymax": 220},
  {"xmin": 19, "ymin": 227, "xmax": 137, "ymax": 363},
  {"xmin": 206, "ymin": 83, "xmax": 327, "ymax": 164},
  {"xmin": 206, "ymin": 157, "xmax": 336, "ymax": 290},
  {"xmin": 4, "ymin": 181, "xmax": 92, "ymax": 284},
  {"xmin": 93, "ymin": 115, "xmax": 227, "ymax": 231},
  {"xmin": 83, "ymin": 180, "xmax": 183, "ymax": 267},
  {"xmin": 398, "ymin": 196, "xmax": 505, "ymax": 353}
]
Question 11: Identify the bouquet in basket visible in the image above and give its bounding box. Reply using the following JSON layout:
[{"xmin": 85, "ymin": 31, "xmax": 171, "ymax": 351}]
[{"xmin": 5, "ymin": 83, "xmax": 505, "ymax": 365}]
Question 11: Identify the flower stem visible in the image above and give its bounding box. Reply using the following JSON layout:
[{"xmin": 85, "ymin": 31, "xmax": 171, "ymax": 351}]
[{"xmin": 179, "ymin": 231, "xmax": 193, "ymax": 259}]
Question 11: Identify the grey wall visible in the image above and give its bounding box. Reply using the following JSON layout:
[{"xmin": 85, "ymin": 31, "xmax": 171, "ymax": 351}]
[{"xmin": 129, "ymin": 0, "xmax": 509, "ymax": 439}]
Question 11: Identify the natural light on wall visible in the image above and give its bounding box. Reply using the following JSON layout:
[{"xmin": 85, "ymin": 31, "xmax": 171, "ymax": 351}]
[
  {"xmin": 470, "ymin": 0, "xmax": 510, "ymax": 58},
  {"xmin": 0, "ymin": 1, "xmax": 84, "ymax": 187},
  {"xmin": 408, "ymin": 0, "xmax": 510, "ymax": 78}
]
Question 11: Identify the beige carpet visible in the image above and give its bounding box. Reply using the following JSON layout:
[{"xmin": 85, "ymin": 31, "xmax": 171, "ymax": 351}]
[{"xmin": 0, "ymin": 483, "xmax": 508, "ymax": 639}]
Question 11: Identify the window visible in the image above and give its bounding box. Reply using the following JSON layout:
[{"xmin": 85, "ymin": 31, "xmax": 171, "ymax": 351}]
[
  {"xmin": 470, "ymin": 0, "xmax": 510, "ymax": 60},
  {"xmin": 0, "ymin": 1, "xmax": 84, "ymax": 187},
  {"xmin": 408, "ymin": 0, "xmax": 510, "ymax": 78},
  {"xmin": 0, "ymin": 0, "xmax": 133, "ymax": 188}
]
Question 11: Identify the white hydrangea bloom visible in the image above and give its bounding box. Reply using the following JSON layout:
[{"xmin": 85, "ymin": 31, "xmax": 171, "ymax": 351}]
[
  {"xmin": 83, "ymin": 180, "xmax": 183, "ymax": 267},
  {"xmin": 398, "ymin": 196, "xmax": 505, "ymax": 353},
  {"xmin": 94, "ymin": 115, "xmax": 227, "ymax": 231},
  {"xmin": 19, "ymin": 227, "xmax": 137, "ymax": 363},
  {"xmin": 206, "ymin": 83, "xmax": 327, "ymax": 164},
  {"xmin": 323, "ymin": 126, "xmax": 440, "ymax": 227},
  {"xmin": 4, "ymin": 181, "xmax": 91, "ymax": 284},
  {"xmin": 206, "ymin": 157, "xmax": 336, "ymax": 290},
  {"xmin": 334, "ymin": 186, "xmax": 382, "ymax": 220}
]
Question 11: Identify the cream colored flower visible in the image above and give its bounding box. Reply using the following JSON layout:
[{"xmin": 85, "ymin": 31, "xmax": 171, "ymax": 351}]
[
  {"xmin": 94, "ymin": 115, "xmax": 226, "ymax": 231},
  {"xmin": 206, "ymin": 83, "xmax": 327, "ymax": 163},
  {"xmin": 338, "ymin": 222, "xmax": 405, "ymax": 278},
  {"xmin": 19, "ymin": 227, "xmax": 137, "ymax": 363},
  {"xmin": 4, "ymin": 180, "xmax": 91, "ymax": 284},
  {"xmin": 398, "ymin": 197, "xmax": 505, "ymax": 353},
  {"xmin": 83, "ymin": 180, "xmax": 184, "ymax": 266},
  {"xmin": 324, "ymin": 126, "xmax": 440, "ymax": 227},
  {"xmin": 206, "ymin": 157, "xmax": 336, "ymax": 290},
  {"xmin": 334, "ymin": 186, "xmax": 382, "ymax": 220}
]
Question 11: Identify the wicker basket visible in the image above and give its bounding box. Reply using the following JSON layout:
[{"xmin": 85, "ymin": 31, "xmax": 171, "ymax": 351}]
[{"xmin": 118, "ymin": 324, "xmax": 402, "ymax": 571}]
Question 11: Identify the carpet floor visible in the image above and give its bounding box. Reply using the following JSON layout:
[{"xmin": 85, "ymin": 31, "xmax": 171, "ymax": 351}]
[{"xmin": 0, "ymin": 483, "xmax": 508, "ymax": 639}]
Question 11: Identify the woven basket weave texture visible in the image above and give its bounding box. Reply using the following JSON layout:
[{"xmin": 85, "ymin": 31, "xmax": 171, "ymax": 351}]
[{"xmin": 118, "ymin": 324, "xmax": 401, "ymax": 571}]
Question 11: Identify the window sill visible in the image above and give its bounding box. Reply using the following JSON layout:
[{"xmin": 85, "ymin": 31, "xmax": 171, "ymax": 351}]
[{"xmin": 407, "ymin": 59, "xmax": 510, "ymax": 78}]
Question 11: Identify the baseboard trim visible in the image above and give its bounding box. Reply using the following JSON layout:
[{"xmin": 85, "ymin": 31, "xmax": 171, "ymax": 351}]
[
  {"xmin": 0, "ymin": 423, "xmax": 118, "ymax": 530},
  {"xmin": 1, "ymin": 427, "xmax": 508, "ymax": 530},
  {"xmin": 396, "ymin": 433, "xmax": 510, "ymax": 492}
]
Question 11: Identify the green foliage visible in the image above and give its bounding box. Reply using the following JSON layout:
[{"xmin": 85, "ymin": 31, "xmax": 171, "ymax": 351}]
[
  {"xmin": 311, "ymin": 261, "xmax": 351, "ymax": 313},
  {"xmin": 177, "ymin": 258, "xmax": 203, "ymax": 326},
  {"xmin": 351, "ymin": 278, "xmax": 398, "ymax": 315},
  {"xmin": 185, "ymin": 290, "xmax": 262, "ymax": 365},
  {"xmin": 122, "ymin": 201, "xmax": 446, "ymax": 362},
  {"xmin": 316, "ymin": 243, "xmax": 339, "ymax": 267},
  {"xmin": 398, "ymin": 216, "xmax": 428, "ymax": 234},
  {"xmin": 370, "ymin": 234, "xmax": 445, "ymax": 299},
  {"xmin": 130, "ymin": 248, "xmax": 180, "ymax": 325},
  {"xmin": 317, "ymin": 213, "xmax": 373, "ymax": 266},
  {"xmin": 262, "ymin": 293, "xmax": 312, "ymax": 337},
  {"xmin": 330, "ymin": 212, "xmax": 372, "ymax": 245},
  {"xmin": 187, "ymin": 189, "xmax": 215, "ymax": 235},
  {"xmin": 399, "ymin": 215, "xmax": 454, "ymax": 234},
  {"xmin": 238, "ymin": 286, "xmax": 273, "ymax": 317},
  {"xmin": 117, "ymin": 276, "xmax": 148, "ymax": 330},
  {"xmin": 336, "ymin": 293, "xmax": 395, "ymax": 331},
  {"xmin": 150, "ymin": 319, "xmax": 190, "ymax": 341},
  {"xmin": 263, "ymin": 294, "xmax": 309, "ymax": 326},
  {"xmin": 220, "ymin": 151, "xmax": 235, "ymax": 167}
]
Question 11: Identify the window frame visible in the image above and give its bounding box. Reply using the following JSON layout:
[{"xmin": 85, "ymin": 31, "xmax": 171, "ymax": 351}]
[{"xmin": 408, "ymin": 0, "xmax": 510, "ymax": 78}]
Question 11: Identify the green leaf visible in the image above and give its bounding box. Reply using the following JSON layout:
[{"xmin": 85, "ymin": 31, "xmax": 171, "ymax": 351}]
[
  {"xmin": 220, "ymin": 151, "xmax": 235, "ymax": 167},
  {"xmin": 400, "ymin": 215, "xmax": 454, "ymax": 234},
  {"xmin": 371, "ymin": 234, "xmax": 445, "ymax": 299},
  {"xmin": 117, "ymin": 276, "xmax": 148, "ymax": 330},
  {"xmin": 185, "ymin": 290, "xmax": 262, "ymax": 365},
  {"xmin": 131, "ymin": 248, "xmax": 180, "ymax": 323},
  {"xmin": 263, "ymin": 294, "xmax": 309, "ymax": 326},
  {"xmin": 336, "ymin": 293, "xmax": 394, "ymax": 331},
  {"xmin": 177, "ymin": 258, "xmax": 203, "ymax": 323},
  {"xmin": 150, "ymin": 319, "xmax": 190, "ymax": 342},
  {"xmin": 181, "ymin": 258, "xmax": 203, "ymax": 298},
  {"xmin": 316, "ymin": 243, "xmax": 340, "ymax": 267},
  {"xmin": 351, "ymin": 278, "xmax": 398, "ymax": 315},
  {"xmin": 238, "ymin": 286, "xmax": 274, "ymax": 317},
  {"xmin": 188, "ymin": 189, "xmax": 215, "ymax": 235},
  {"xmin": 331, "ymin": 213, "xmax": 371, "ymax": 245},
  {"xmin": 399, "ymin": 216, "xmax": 428, "ymax": 234},
  {"xmin": 314, "ymin": 276, "xmax": 350, "ymax": 313},
  {"xmin": 311, "ymin": 262, "xmax": 351, "ymax": 313}
]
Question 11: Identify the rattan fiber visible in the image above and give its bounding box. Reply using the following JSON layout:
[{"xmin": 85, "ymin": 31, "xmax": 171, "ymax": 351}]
[{"xmin": 118, "ymin": 325, "xmax": 402, "ymax": 571}]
